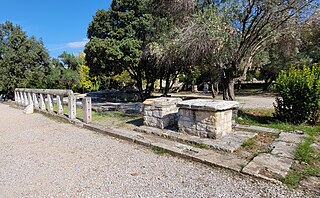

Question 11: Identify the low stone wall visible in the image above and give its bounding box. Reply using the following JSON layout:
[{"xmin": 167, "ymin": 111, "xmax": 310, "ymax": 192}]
[
  {"xmin": 143, "ymin": 98, "xmax": 182, "ymax": 129},
  {"xmin": 177, "ymin": 99, "xmax": 239, "ymax": 139}
]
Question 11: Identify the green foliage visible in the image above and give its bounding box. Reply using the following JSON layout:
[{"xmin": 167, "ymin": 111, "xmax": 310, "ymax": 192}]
[
  {"xmin": 274, "ymin": 64, "xmax": 320, "ymax": 124},
  {"xmin": 85, "ymin": 0, "xmax": 156, "ymax": 98},
  {"xmin": 46, "ymin": 53, "xmax": 82, "ymax": 91},
  {"xmin": 0, "ymin": 21, "xmax": 50, "ymax": 96},
  {"xmin": 58, "ymin": 51, "xmax": 82, "ymax": 71},
  {"xmin": 79, "ymin": 65, "xmax": 93, "ymax": 91},
  {"xmin": 91, "ymin": 78, "xmax": 101, "ymax": 92}
]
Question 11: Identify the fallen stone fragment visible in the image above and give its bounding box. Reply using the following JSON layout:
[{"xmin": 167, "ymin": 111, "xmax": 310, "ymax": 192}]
[
  {"xmin": 271, "ymin": 141, "xmax": 297, "ymax": 159},
  {"xmin": 278, "ymin": 132, "xmax": 308, "ymax": 144},
  {"xmin": 242, "ymin": 153, "xmax": 293, "ymax": 183},
  {"xmin": 300, "ymin": 176, "xmax": 320, "ymax": 194},
  {"xmin": 23, "ymin": 104, "xmax": 34, "ymax": 114}
]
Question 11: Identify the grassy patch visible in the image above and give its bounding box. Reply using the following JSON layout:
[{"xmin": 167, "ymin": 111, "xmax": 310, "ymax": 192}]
[
  {"xmin": 152, "ymin": 146, "xmax": 167, "ymax": 154},
  {"xmin": 194, "ymin": 143, "xmax": 209, "ymax": 149},
  {"xmin": 295, "ymin": 137, "xmax": 315, "ymax": 163},
  {"xmin": 281, "ymin": 170, "xmax": 302, "ymax": 188},
  {"xmin": 282, "ymin": 137, "xmax": 320, "ymax": 189},
  {"xmin": 241, "ymin": 138, "xmax": 255, "ymax": 147},
  {"xmin": 93, "ymin": 111, "xmax": 139, "ymax": 121},
  {"xmin": 237, "ymin": 109, "xmax": 320, "ymax": 136}
]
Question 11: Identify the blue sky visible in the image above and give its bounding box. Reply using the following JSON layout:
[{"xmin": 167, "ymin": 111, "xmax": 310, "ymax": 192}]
[{"xmin": 0, "ymin": 0, "xmax": 111, "ymax": 57}]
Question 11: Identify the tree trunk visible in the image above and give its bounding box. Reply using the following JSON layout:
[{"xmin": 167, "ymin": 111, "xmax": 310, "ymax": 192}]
[
  {"xmin": 159, "ymin": 77, "xmax": 163, "ymax": 93},
  {"xmin": 162, "ymin": 72, "xmax": 170, "ymax": 96},
  {"xmin": 211, "ymin": 82, "xmax": 219, "ymax": 98},
  {"xmin": 222, "ymin": 69, "xmax": 235, "ymax": 100},
  {"xmin": 136, "ymin": 78, "xmax": 144, "ymax": 101}
]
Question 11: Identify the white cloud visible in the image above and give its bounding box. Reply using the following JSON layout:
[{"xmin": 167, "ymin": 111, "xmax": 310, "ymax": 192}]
[{"xmin": 66, "ymin": 38, "xmax": 89, "ymax": 49}]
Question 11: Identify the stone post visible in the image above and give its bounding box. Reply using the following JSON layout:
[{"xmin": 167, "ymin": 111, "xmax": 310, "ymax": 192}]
[
  {"xmin": 27, "ymin": 92, "xmax": 33, "ymax": 105},
  {"xmin": 23, "ymin": 92, "xmax": 28, "ymax": 106},
  {"xmin": 68, "ymin": 95, "xmax": 76, "ymax": 119},
  {"xmin": 57, "ymin": 95, "xmax": 64, "ymax": 115},
  {"xmin": 19, "ymin": 92, "xmax": 24, "ymax": 106},
  {"xmin": 83, "ymin": 97, "xmax": 92, "ymax": 124},
  {"xmin": 47, "ymin": 94, "xmax": 53, "ymax": 113},
  {"xmin": 15, "ymin": 91, "xmax": 20, "ymax": 105},
  {"xmin": 39, "ymin": 94, "xmax": 46, "ymax": 111},
  {"xmin": 32, "ymin": 93, "xmax": 39, "ymax": 108}
]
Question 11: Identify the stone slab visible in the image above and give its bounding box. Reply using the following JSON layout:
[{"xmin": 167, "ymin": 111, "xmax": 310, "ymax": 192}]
[
  {"xmin": 135, "ymin": 126, "xmax": 257, "ymax": 153},
  {"xmin": 235, "ymin": 125, "xmax": 281, "ymax": 134},
  {"xmin": 242, "ymin": 153, "xmax": 293, "ymax": 183},
  {"xmin": 143, "ymin": 97, "xmax": 182, "ymax": 107},
  {"xmin": 177, "ymin": 99, "xmax": 239, "ymax": 111},
  {"xmin": 278, "ymin": 132, "xmax": 307, "ymax": 144},
  {"xmin": 271, "ymin": 141, "xmax": 297, "ymax": 159},
  {"xmin": 23, "ymin": 104, "xmax": 34, "ymax": 114},
  {"xmin": 201, "ymin": 131, "xmax": 257, "ymax": 153},
  {"xmin": 197, "ymin": 153, "xmax": 247, "ymax": 172},
  {"xmin": 300, "ymin": 177, "xmax": 320, "ymax": 194}
]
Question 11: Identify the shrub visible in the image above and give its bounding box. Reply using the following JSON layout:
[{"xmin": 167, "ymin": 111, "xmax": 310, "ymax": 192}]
[{"xmin": 274, "ymin": 64, "xmax": 320, "ymax": 124}]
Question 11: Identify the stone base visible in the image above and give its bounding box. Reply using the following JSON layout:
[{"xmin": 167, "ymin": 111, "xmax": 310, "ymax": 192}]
[
  {"xmin": 143, "ymin": 97, "xmax": 182, "ymax": 129},
  {"xmin": 178, "ymin": 109, "xmax": 233, "ymax": 139},
  {"xmin": 143, "ymin": 114, "xmax": 178, "ymax": 129},
  {"xmin": 177, "ymin": 99, "xmax": 239, "ymax": 139}
]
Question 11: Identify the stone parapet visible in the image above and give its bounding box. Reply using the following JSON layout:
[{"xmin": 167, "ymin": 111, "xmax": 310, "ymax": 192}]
[{"xmin": 177, "ymin": 99, "xmax": 239, "ymax": 139}]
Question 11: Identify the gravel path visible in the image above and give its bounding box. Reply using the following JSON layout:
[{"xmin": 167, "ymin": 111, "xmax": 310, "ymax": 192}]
[
  {"xmin": 237, "ymin": 96, "xmax": 275, "ymax": 109},
  {"xmin": 0, "ymin": 103, "xmax": 310, "ymax": 197}
]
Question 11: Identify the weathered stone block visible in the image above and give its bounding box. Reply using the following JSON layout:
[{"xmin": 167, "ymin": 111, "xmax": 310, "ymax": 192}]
[
  {"xmin": 143, "ymin": 97, "xmax": 182, "ymax": 129},
  {"xmin": 177, "ymin": 99, "xmax": 239, "ymax": 139}
]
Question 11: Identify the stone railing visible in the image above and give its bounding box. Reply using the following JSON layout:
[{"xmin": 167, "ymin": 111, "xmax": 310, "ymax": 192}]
[{"xmin": 14, "ymin": 88, "xmax": 92, "ymax": 123}]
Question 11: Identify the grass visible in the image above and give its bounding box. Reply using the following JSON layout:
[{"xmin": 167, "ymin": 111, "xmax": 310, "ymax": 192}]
[
  {"xmin": 282, "ymin": 170, "xmax": 302, "ymax": 188},
  {"xmin": 236, "ymin": 109, "xmax": 320, "ymax": 135},
  {"xmin": 237, "ymin": 108, "xmax": 320, "ymax": 188},
  {"xmin": 152, "ymin": 146, "xmax": 167, "ymax": 154},
  {"xmin": 194, "ymin": 143, "xmax": 210, "ymax": 149},
  {"xmin": 93, "ymin": 111, "xmax": 139, "ymax": 122},
  {"xmin": 52, "ymin": 104, "xmax": 142, "ymax": 127},
  {"xmin": 241, "ymin": 138, "xmax": 255, "ymax": 147},
  {"xmin": 295, "ymin": 137, "xmax": 315, "ymax": 163}
]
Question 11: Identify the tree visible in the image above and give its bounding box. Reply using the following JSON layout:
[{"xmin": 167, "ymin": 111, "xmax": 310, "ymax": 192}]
[
  {"xmin": 85, "ymin": 0, "xmax": 156, "ymax": 100},
  {"xmin": 58, "ymin": 51, "xmax": 82, "ymax": 71},
  {"xmin": 172, "ymin": 0, "xmax": 317, "ymax": 100},
  {"xmin": 79, "ymin": 65, "xmax": 93, "ymax": 91},
  {"xmin": 0, "ymin": 21, "xmax": 50, "ymax": 98}
]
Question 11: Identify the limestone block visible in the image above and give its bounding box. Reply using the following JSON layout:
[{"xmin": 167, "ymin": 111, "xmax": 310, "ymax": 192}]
[
  {"xmin": 23, "ymin": 104, "xmax": 34, "ymax": 114},
  {"xmin": 178, "ymin": 99, "xmax": 239, "ymax": 139},
  {"xmin": 143, "ymin": 97, "xmax": 182, "ymax": 129}
]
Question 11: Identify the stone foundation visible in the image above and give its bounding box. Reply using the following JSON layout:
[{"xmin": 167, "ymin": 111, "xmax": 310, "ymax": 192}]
[
  {"xmin": 143, "ymin": 97, "xmax": 182, "ymax": 129},
  {"xmin": 177, "ymin": 99, "xmax": 239, "ymax": 139}
]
